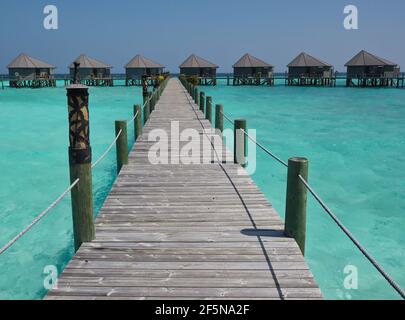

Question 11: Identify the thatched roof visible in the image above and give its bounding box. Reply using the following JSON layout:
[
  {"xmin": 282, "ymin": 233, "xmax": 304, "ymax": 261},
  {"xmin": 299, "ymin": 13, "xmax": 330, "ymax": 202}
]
[
  {"xmin": 288, "ymin": 52, "xmax": 332, "ymax": 68},
  {"xmin": 179, "ymin": 54, "xmax": 218, "ymax": 69},
  {"xmin": 345, "ymin": 50, "xmax": 397, "ymax": 67},
  {"xmin": 7, "ymin": 53, "xmax": 55, "ymax": 69},
  {"xmin": 69, "ymin": 54, "xmax": 112, "ymax": 69},
  {"xmin": 233, "ymin": 53, "xmax": 273, "ymax": 68},
  {"xmin": 125, "ymin": 55, "xmax": 164, "ymax": 69}
]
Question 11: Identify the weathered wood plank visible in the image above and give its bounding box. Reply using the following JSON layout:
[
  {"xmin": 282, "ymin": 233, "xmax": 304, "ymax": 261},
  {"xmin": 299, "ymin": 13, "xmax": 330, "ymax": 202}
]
[{"xmin": 47, "ymin": 78, "xmax": 322, "ymax": 300}]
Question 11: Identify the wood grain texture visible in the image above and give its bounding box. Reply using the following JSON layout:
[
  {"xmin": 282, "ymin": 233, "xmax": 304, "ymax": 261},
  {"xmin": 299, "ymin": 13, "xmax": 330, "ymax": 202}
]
[{"xmin": 46, "ymin": 78, "xmax": 322, "ymax": 300}]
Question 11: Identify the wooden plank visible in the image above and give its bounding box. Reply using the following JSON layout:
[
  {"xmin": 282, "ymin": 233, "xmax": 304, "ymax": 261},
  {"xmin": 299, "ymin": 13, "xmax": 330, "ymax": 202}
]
[
  {"xmin": 57, "ymin": 277, "xmax": 318, "ymax": 288},
  {"xmin": 47, "ymin": 286, "xmax": 322, "ymax": 298}
]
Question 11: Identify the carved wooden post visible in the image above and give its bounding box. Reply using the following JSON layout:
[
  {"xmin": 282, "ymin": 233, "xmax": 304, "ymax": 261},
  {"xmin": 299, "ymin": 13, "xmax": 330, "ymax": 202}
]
[{"xmin": 67, "ymin": 84, "xmax": 95, "ymax": 252}]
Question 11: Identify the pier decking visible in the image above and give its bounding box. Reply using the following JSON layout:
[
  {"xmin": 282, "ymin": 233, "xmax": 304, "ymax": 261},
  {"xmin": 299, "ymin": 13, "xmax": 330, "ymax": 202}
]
[{"xmin": 46, "ymin": 78, "xmax": 322, "ymax": 300}]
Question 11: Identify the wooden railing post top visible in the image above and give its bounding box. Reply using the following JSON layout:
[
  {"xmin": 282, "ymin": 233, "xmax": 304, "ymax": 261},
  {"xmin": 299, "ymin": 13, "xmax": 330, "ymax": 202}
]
[
  {"xmin": 66, "ymin": 83, "xmax": 88, "ymax": 91},
  {"xmin": 289, "ymin": 157, "xmax": 308, "ymax": 164},
  {"xmin": 234, "ymin": 119, "xmax": 247, "ymax": 126}
]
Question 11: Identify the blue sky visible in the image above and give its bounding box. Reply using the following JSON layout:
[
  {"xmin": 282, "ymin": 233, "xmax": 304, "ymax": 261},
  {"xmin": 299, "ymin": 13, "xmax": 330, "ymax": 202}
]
[{"xmin": 0, "ymin": 0, "xmax": 404, "ymax": 73}]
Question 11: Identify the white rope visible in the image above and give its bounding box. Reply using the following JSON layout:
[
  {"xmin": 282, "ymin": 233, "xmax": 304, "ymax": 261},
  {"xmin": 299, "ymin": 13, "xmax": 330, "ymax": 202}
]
[
  {"xmin": 220, "ymin": 111, "xmax": 235, "ymax": 125},
  {"xmin": 0, "ymin": 179, "xmax": 80, "ymax": 256},
  {"xmin": 240, "ymin": 128, "xmax": 288, "ymax": 168},
  {"xmin": 127, "ymin": 110, "xmax": 139, "ymax": 124},
  {"xmin": 91, "ymin": 130, "xmax": 122, "ymax": 169},
  {"xmin": 183, "ymin": 80, "xmax": 404, "ymax": 299},
  {"xmin": 0, "ymin": 91, "xmax": 162, "ymax": 255},
  {"xmin": 298, "ymin": 174, "xmax": 405, "ymax": 300},
  {"xmin": 219, "ymin": 110, "xmax": 288, "ymax": 168}
]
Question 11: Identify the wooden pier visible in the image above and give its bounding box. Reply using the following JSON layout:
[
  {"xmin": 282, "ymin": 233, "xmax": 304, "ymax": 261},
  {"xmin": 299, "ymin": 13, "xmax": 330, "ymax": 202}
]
[
  {"xmin": 197, "ymin": 76, "xmax": 217, "ymax": 86},
  {"xmin": 229, "ymin": 76, "xmax": 274, "ymax": 86},
  {"xmin": 346, "ymin": 75, "xmax": 405, "ymax": 88},
  {"xmin": 286, "ymin": 76, "xmax": 336, "ymax": 87},
  {"xmin": 46, "ymin": 78, "xmax": 322, "ymax": 300},
  {"xmin": 125, "ymin": 78, "xmax": 154, "ymax": 87},
  {"xmin": 67, "ymin": 78, "xmax": 114, "ymax": 87},
  {"xmin": 9, "ymin": 78, "xmax": 56, "ymax": 88}
]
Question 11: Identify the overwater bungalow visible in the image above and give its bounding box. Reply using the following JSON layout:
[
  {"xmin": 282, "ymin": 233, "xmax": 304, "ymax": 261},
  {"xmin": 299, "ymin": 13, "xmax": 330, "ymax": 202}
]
[
  {"xmin": 232, "ymin": 53, "xmax": 274, "ymax": 86},
  {"xmin": 287, "ymin": 52, "xmax": 335, "ymax": 87},
  {"xmin": 345, "ymin": 50, "xmax": 403, "ymax": 87},
  {"xmin": 179, "ymin": 54, "xmax": 218, "ymax": 85},
  {"xmin": 7, "ymin": 53, "xmax": 56, "ymax": 88},
  {"xmin": 69, "ymin": 54, "xmax": 113, "ymax": 86},
  {"xmin": 124, "ymin": 54, "xmax": 165, "ymax": 86}
]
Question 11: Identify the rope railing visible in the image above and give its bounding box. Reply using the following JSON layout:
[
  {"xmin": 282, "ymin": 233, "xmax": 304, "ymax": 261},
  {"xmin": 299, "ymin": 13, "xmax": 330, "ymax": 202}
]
[
  {"xmin": 0, "ymin": 77, "xmax": 171, "ymax": 257},
  {"xmin": 127, "ymin": 110, "xmax": 140, "ymax": 124},
  {"xmin": 0, "ymin": 179, "xmax": 80, "ymax": 255},
  {"xmin": 216, "ymin": 108, "xmax": 405, "ymax": 300},
  {"xmin": 91, "ymin": 129, "xmax": 123, "ymax": 169},
  {"xmin": 298, "ymin": 174, "xmax": 405, "ymax": 299},
  {"xmin": 220, "ymin": 110, "xmax": 288, "ymax": 167},
  {"xmin": 220, "ymin": 110, "xmax": 235, "ymax": 125},
  {"xmin": 240, "ymin": 128, "xmax": 288, "ymax": 168},
  {"xmin": 0, "ymin": 126, "xmax": 125, "ymax": 256}
]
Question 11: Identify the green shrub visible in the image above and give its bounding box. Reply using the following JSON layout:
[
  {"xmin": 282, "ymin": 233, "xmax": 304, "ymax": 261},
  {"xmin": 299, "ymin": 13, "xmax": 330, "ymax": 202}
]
[{"xmin": 188, "ymin": 75, "xmax": 199, "ymax": 85}]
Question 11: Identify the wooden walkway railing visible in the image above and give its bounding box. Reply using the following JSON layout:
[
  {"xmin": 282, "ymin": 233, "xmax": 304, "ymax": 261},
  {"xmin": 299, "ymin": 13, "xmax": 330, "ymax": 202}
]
[{"xmin": 46, "ymin": 78, "xmax": 322, "ymax": 300}]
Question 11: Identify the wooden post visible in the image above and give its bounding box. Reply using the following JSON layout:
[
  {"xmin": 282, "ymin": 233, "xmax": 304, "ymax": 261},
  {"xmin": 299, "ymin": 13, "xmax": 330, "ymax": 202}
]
[
  {"xmin": 234, "ymin": 119, "xmax": 247, "ymax": 167},
  {"xmin": 200, "ymin": 92, "xmax": 205, "ymax": 112},
  {"xmin": 194, "ymin": 87, "xmax": 199, "ymax": 105},
  {"xmin": 134, "ymin": 104, "xmax": 142, "ymax": 141},
  {"xmin": 115, "ymin": 120, "xmax": 128, "ymax": 174},
  {"xmin": 206, "ymin": 96, "xmax": 212, "ymax": 123},
  {"xmin": 150, "ymin": 92, "xmax": 155, "ymax": 112},
  {"xmin": 144, "ymin": 99, "xmax": 150, "ymax": 125},
  {"xmin": 66, "ymin": 84, "xmax": 95, "ymax": 252},
  {"xmin": 215, "ymin": 104, "xmax": 224, "ymax": 133},
  {"xmin": 143, "ymin": 92, "xmax": 149, "ymax": 106},
  {"xmin": 285, "ymin": 157, "xmax": 308, "ymax": 255}
]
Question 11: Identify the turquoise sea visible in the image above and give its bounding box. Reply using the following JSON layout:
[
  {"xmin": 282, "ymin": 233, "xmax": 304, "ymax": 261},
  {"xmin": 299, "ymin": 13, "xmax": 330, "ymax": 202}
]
[
  {"xmin": 204, "ymin": 79, "xmax": 405, "ymax": 300},
  {"xmin": 0, "ymin": 80, "xmax": 142, "ymax": 299},
  {"xmin": 0, "ymin": 79, "xmax": 404, "ymax": 300}
]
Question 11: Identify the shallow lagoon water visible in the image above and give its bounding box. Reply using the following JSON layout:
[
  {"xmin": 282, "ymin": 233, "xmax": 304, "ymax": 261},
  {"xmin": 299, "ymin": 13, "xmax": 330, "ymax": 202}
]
[
  {"xmin": 0, "ymin": 79, "xmax": 404, "ymax": 299},
  {"xmin": 0, "ymin": 80, "xmax": 141, "ymax": 299},
  {"xmin": 203, "ymin": 79, "xmax": 405, "ymax": 300}
]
